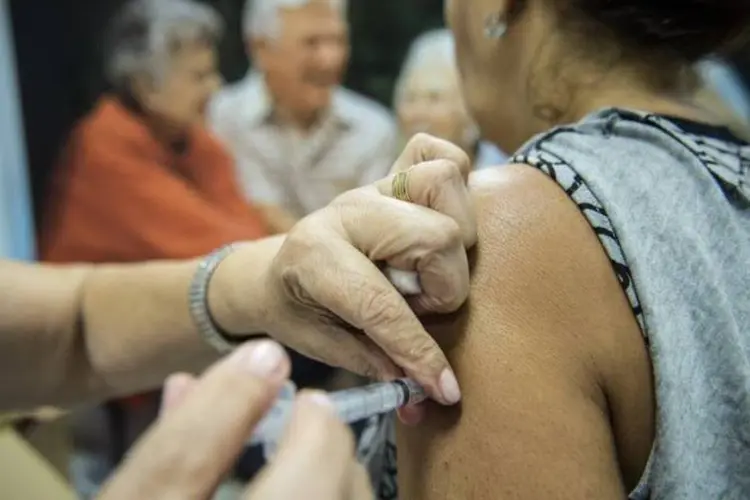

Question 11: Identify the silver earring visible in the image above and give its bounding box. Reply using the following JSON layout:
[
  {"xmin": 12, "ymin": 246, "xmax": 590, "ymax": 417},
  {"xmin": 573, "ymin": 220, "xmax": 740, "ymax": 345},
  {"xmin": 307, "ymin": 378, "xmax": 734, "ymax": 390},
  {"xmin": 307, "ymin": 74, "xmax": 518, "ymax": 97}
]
[{"xmin": 484, "ymin": 12, "xmax": 508, "ymax": 39}]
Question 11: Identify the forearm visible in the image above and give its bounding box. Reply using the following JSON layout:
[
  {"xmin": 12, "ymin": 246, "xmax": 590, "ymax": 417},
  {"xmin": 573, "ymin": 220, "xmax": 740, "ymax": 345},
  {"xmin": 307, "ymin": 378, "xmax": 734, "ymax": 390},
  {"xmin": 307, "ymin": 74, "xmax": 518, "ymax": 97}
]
[{"xmin": 0, "ymin": 236, "xmax": 284, "ymax": 411}]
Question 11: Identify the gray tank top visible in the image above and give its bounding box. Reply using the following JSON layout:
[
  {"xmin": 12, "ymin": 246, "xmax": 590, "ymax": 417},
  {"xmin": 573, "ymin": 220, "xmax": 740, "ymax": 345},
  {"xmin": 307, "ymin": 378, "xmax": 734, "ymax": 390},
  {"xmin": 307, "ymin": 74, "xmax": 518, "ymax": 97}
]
[{"xmin": 371, "ymin": 108, "xmax": 750, "ymax": 499}]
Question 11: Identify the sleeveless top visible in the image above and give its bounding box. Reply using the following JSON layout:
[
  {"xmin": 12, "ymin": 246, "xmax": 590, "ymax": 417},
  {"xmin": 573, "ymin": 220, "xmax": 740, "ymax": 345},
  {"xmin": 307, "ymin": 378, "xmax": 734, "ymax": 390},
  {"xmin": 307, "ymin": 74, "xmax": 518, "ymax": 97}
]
[{"xmin": 368, "ymin": 108, "xmax": 750, "ymax": 499}]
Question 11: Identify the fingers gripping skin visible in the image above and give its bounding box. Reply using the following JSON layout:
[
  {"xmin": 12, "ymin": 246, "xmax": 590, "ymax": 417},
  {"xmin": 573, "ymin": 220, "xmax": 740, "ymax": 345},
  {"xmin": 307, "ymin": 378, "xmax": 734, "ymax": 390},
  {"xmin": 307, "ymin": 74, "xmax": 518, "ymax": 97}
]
[
  {"xmin": 251, "ymin": 133, "xmax": 473, "ymax": 406},
  {"xmin": 272, "ymin": 201, "xmax": 464, "ymax": 405},
  {"xmin": 392, "ymin": 133, "xmax": 472, "ymax": 182},
  {"xmin": 382, "ymin": 137, "xmax": 476, "ymax": 249}
]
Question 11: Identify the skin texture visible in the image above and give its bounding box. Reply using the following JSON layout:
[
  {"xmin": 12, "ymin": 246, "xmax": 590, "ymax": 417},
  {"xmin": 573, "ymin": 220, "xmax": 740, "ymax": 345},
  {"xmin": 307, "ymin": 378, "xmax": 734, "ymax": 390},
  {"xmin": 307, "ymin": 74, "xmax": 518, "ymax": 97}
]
[{"xmin": 398, "ymin": 166, "xmax": 655, "ymax": 499}]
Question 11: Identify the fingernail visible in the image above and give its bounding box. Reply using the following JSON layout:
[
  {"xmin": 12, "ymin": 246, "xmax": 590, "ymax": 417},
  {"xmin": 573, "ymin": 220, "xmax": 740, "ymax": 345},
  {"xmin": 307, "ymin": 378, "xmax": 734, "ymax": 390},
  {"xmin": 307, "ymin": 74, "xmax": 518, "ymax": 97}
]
[
  {"xmin": 439, "ymin": 368, "xmax": 462, "ymax": 404},
  {"xmin": 232, "ymin": 340, "xmax": 285, "ymax": 378},
  {"xmin": 299, "ymin": 391, "xmax": 335, "ymax": 413}
]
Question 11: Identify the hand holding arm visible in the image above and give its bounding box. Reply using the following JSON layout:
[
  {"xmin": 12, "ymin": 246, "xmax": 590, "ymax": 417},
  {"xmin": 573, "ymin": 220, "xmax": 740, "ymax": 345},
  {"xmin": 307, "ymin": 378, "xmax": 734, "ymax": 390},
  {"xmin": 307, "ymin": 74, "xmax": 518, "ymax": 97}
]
[
  {"xmin": 0, "ymin": 134, "xmax": 474, "ymax": 412},
  {"xmin": 212, "ymin": 134, "xmax": 476, "ymax": 404}
]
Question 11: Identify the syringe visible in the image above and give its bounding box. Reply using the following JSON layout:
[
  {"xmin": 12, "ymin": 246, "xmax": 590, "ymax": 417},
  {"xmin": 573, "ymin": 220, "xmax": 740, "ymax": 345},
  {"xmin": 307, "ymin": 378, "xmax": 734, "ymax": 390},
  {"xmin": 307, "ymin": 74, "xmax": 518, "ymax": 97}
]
[{"xmin": 248, "ymin": 378, "xmax": 427, "ymax": 458}]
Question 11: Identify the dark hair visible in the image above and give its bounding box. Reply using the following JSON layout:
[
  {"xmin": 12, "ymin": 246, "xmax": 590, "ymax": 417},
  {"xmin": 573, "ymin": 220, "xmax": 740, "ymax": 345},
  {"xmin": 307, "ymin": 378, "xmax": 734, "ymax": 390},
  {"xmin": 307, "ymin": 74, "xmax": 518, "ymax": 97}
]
[{"xmin": 566, "ymin": 1, "xmax": 750, "ymax": 63}]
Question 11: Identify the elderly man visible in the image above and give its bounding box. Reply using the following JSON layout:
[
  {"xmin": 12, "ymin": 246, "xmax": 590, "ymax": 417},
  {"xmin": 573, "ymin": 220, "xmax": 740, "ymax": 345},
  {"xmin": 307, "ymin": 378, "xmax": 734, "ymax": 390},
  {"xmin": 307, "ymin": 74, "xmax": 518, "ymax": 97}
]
[
  {"xmin": 210, "ymin": 0, "xmax": 397, "ymax": 223},
  {"xmin": 395, "ymin": 29, "xmax": 506, "ymax": 169}
]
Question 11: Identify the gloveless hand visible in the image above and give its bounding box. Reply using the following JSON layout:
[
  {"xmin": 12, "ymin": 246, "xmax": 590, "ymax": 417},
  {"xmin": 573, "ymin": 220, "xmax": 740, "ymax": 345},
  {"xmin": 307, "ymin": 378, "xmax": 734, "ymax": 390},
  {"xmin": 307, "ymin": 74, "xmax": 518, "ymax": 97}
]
[
  {"xmin": 259, "ymin": 134, "xmax": 475, "ymax": 406},
  {"xmin": 98, "ymin": 341, "xmax": 372, "ymax": 500}
]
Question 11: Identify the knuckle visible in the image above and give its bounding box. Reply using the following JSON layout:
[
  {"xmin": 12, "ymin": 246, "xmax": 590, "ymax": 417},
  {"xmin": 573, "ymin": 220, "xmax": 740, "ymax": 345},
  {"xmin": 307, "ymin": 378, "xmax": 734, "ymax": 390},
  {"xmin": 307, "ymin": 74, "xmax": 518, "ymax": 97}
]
[
  {"xmin": 409, "ymin": 132, "xmax": 434, "ymax": 148},
  {"xmin": 350, "ymin": 354, "xmax": 381, "ymax": 380},
  {"xmin": 332, "ymin": 185, "xmax": 371, "ymax": 207},
  {"xmin": 434, "ymin": 158, "xmax": 464, "ymax": 183},
  {"xmin": 441, "ymin": 284, "xmax": 467, "ymax": 312},
  {"xmin": 357, "ymin": 286, "xmax": 404, "ymax": 329},
  {"xmin": 404, "ymin": 335, "xmax": 442, "ymax": 368},
  {"xmin": 433, "ymin": 218, "xmax": 463, "ymax": 249}
]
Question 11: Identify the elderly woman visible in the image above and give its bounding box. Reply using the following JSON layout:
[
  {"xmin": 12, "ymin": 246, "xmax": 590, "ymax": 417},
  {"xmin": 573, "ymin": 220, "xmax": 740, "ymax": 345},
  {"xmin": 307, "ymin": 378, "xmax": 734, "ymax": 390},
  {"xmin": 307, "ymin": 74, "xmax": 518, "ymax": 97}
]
[
  {"xmin": 394, "ymin": 29, "xmax": 506, "ymax": 169},
  {"xmin": 40, "ymin": 0, "xmax": 274, "ymax": 264},
  {"xmin": 374, "ymin": 0, "xmax": 750, "ymax": 499},
  {"xmin": 38, "ymin": 0, "xmax": 274, "ymax": 494}
]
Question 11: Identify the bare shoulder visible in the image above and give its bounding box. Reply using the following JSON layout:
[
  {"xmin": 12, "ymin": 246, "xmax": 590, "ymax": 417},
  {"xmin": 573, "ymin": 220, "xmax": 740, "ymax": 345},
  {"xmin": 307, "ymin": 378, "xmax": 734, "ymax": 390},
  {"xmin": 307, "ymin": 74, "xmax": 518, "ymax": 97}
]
[{"xmin": 397, "ymin": 164, "xmax": 654, "ymax": 499}]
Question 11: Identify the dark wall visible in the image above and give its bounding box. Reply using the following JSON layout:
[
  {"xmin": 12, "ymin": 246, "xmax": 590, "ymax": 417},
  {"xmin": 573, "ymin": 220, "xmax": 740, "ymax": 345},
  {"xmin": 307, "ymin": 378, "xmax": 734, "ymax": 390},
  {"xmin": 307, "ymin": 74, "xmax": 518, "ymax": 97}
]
[{"xmin": 11, "ymin": 0, "xmax": 129, "ymax": 226}]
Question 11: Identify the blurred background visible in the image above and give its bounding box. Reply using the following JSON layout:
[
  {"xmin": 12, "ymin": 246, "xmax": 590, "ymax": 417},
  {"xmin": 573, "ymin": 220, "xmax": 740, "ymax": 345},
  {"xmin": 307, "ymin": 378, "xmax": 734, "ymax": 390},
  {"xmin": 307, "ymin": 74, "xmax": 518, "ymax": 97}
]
[
  {"xmin": 10, "ymin": 0, "xmax": 750, "ymax": 229},
  {"xmin": 11, "ymin": 0, "xmax": 446, "ymax": 227},
  {"xmin": 2, "ymin": 0, "xmax": 750, "ymax": 498}
]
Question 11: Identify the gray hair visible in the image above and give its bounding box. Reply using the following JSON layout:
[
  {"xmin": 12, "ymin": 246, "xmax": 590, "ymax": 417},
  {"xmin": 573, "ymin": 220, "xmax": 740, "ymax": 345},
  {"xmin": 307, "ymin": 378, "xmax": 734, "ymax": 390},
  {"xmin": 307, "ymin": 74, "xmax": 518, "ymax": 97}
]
[
  {"xmin": 395, "ymin": 29, "xmax": 481, "ymax": 148},
  {"xmin": 395, "ymin": 29, "xmax": 457, "ymax": 106},
  {"xmin": 104, "ymin": 0, "xmax": 223, "ymax": 90},
  {"xmin": 243, "ymin": 0, "xmax": 346, "ymax": 40}
]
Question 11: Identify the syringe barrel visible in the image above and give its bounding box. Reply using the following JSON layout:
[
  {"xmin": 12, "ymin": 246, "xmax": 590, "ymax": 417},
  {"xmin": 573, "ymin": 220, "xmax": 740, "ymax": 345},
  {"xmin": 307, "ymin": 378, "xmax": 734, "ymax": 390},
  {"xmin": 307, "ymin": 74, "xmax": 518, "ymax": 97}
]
[
  {"xmin": 329, "ymin": 378, "xmax": 427, "ymax": 422},
  {"xmin": 247, "ymin": 378, "xmax": 427, "ymax": 455},
  {"xmin": 247, "ymin": 381, "xmax": 296, "ymax": 447}
]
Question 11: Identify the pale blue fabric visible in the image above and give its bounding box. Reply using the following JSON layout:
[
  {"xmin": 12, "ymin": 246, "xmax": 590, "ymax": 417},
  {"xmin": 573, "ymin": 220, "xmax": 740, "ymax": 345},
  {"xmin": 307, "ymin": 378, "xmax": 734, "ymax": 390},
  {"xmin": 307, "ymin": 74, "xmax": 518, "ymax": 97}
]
[
  {"xmin": 475, "ymin": 141, "xmax": 508, "ymax": 169},
  {"xmin": 0, "ymin": 1, "xmax": 35, "ymax": 260},
  {"xmin": 698, "ymin": 58, "xmax": 750, "ymax": 124}
]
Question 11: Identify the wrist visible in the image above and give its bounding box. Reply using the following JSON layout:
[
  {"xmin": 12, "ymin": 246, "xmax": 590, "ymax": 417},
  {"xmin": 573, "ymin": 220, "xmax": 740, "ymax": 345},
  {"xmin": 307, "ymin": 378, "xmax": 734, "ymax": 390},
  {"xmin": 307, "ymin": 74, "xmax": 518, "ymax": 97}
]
[{"xmin": 206, "ymin": 237, "xmax": 285, "ymax": 339}]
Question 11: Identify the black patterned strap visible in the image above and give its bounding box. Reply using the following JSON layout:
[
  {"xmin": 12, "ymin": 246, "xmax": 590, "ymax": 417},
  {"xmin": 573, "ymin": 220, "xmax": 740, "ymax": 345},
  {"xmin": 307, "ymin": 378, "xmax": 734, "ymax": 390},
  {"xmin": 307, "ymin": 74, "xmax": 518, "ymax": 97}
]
[{"xmin": 510, "ymin": 149, "xmax": 647, "ymax": 338}]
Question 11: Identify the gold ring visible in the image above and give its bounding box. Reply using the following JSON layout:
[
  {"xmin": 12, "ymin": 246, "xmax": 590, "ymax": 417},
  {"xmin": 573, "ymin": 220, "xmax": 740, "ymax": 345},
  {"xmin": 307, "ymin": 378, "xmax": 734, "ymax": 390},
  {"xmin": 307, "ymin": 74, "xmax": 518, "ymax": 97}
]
[{"xmin": 392, "ymin": 171, "xmax": 412, "ymax": 203}]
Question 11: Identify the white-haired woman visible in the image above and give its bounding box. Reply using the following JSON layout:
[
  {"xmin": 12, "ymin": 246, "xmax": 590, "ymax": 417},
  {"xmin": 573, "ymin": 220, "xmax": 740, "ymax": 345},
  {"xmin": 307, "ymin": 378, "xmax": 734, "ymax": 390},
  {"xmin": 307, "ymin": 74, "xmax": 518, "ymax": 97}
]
[
  {"xmin": 395, "ymin": 29, "xmax": 506, "ymax": 169},
  {"xmin": 38, "ymin": 1, "xmax": 277, "ymax": 494}
]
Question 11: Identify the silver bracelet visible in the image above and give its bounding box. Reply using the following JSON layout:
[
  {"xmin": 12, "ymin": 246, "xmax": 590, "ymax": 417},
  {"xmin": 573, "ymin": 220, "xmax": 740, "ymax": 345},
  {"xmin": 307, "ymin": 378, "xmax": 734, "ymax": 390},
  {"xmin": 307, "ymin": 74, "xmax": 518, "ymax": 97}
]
[{"xmin": 189, "ymin": 243, "xmax": 250, "ymax": 354}]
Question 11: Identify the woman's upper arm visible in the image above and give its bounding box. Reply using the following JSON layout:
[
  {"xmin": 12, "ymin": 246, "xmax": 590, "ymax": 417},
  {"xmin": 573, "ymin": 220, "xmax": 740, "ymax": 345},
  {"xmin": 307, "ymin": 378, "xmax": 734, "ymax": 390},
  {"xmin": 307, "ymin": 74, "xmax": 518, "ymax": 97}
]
[{"xmin": 397, "ymin": 166, "xmax": 653, "ymax": 499}]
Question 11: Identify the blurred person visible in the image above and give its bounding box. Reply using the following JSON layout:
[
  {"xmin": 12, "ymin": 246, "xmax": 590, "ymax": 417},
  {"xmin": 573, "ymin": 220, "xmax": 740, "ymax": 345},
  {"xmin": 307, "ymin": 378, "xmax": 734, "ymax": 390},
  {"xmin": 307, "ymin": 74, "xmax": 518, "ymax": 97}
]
[
  {"xmin": 210, "ymin": 0, "xmax": 397, "ymax": 223},
  {"xmin": 211, "ymin": 2, "xmax": 398, "ymax": 470},
  {"xmin": 395, "ymin": 29, "xmax": 506, "ymax": 168},
  {"xmin": 369, "ymin": 0, "xmax": 750, "ymax": 499},
  {"xmin": 0, "ymin": 133, "xmax": 479, "ymax": 498},
  {"xmin": 38, "ymin": 0, "xmax": 275, "ymax": 495}
]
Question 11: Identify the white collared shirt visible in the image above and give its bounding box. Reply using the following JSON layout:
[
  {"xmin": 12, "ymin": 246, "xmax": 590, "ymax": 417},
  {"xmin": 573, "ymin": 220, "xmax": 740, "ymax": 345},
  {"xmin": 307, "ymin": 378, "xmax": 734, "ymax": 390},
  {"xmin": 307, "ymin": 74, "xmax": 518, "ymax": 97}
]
[{"xmin": 210, "ymin": 72, "xmax": 398, "ymax": 217}]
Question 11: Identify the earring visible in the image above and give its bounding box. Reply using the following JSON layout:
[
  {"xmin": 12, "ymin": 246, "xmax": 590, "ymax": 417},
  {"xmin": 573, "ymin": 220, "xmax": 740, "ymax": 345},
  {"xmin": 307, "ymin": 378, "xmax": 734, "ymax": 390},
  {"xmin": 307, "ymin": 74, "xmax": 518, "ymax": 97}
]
[{"xmin": 484, "ymin": 12, "xmax": 508, "ymax": 39}]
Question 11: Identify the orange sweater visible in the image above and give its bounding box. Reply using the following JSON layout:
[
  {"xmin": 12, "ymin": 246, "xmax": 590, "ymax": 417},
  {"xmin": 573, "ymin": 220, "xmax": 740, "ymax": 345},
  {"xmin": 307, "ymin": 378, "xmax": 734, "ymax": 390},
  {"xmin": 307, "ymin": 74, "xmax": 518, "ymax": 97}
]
[{"xmin": 40, "ymin": 97, "xmax": 268, "ymax": 263}]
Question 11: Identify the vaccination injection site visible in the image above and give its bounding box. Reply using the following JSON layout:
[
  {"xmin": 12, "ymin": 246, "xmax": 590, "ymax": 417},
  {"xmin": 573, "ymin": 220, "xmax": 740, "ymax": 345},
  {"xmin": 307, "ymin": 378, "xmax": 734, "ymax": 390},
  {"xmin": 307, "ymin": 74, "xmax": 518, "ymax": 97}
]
[{"xmin": 1, "ymin": 0, "xmax": 749, "ymax": 498}]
